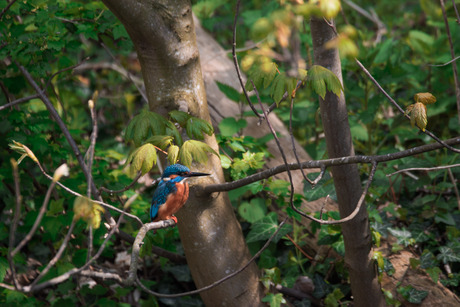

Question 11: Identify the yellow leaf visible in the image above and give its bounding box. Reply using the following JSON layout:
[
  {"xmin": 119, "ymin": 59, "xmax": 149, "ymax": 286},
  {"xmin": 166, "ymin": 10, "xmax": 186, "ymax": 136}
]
[
  {"xmin": 319, "ymin": 0, "xmax": 341, "ymax": 19},
  {"xmin": 411, "ymin": 102, "xmax": 427, "ymax": 131},
  {"xmin": 414, "ymin": 92, "xmax": 436, "ymax": 105},
  {"xmin": 73, "ymin": 196, "xmax": 105, "ymax": 229}
]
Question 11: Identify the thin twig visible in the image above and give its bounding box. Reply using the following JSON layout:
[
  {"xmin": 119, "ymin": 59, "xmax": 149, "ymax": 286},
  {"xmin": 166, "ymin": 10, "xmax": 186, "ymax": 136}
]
[
  {"xmin": 447, "ymin": 168, "xmax": 460, "ymax": 210},
  {"xmin": 289, "ymin": 96, "xmax": 316, "ymax": 186},
  {"xmin": 44, "ymin": 57, "xmax": 90, "ymax": 90},
  {"xmin": 232, "ymin": 0, "xmax": 263, "ymax": 120},
  {"xmin": 11, "ymin": 181, "xmax": 57, "ymax": 257},
  {"xmin": 136, "ymin": 218, "xmax": 289, "ymax": 298},
  {"xmin": 440, "ymin": 0, "xmax": 460, "ymax": 123},
  {"xmin": 0, "ymin": 94, "xmax": 40, "ymax": 112},
  {"xmin": 34, "ymin": 160, "xmax": 143, "ymax": 226},
  {"xmin": 428, "ymin": 55, "xmax": 460, "ymax": 67},
  {"xmin": 386, "ymin": 163, "xmax": 460, "ymax": 177},
  {"xmin": 355, "ymin": 59, "xmax": 460, "ymax": 153},
  {"xmin": 201, "ymin": 137, "xmax": 460, "ymax": 194},
  {"xmin": 100, "ymin": 172, "xmax": 142, "ymax": 194},
  {"xmin": 0, "ymin": 0, "xmax": 18, "ymax": 20},
  {"xmin": 26, "ymin": 213, "xmax": 124, "ymax": 293},
  {"xmin": 452, "ymin": 0, "xmax": 460, "ymax": 23},
  {"xmin": 29, "ymin": 219, "xmax": 77, "ymax": 288},
  {"xmin": 8, "ymin": 159, "xmax": 21, "ymax": 290}
]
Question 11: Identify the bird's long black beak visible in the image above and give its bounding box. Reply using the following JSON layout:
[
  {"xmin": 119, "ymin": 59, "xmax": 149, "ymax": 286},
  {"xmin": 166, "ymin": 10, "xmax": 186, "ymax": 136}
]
[{"xmin": 185, "ymin": 172, "xmax": 210, "ymax": 177}]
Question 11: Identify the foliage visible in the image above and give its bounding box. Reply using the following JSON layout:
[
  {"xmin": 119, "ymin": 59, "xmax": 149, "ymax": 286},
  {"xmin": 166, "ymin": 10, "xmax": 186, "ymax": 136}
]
[{"xmin": 1, "ymin": 0, "xmax": 460, "ymax": 306}]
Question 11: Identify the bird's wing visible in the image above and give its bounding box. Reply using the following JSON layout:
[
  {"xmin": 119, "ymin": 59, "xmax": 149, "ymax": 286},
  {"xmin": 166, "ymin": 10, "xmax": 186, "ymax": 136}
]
[{"xmin": 150, "ymin": 180, "xmax": 177, "ymax": 220}]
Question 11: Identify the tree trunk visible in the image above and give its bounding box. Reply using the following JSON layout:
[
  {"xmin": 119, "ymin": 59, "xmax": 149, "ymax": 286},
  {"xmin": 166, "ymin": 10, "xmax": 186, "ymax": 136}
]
[
  {"xmin": 101, "ymin": 0, "xmax": 263, "ymax": 305},
  {"xmin": 310, "ymin": 17, "xmax": 385, "ymax": 306}
]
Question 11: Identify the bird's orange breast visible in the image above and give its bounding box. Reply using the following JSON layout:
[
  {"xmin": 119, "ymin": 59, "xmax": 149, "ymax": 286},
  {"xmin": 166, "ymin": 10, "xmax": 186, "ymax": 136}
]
[{"xmin": 153, "ymin": 182, "xmax": 189, "ymax": 221}]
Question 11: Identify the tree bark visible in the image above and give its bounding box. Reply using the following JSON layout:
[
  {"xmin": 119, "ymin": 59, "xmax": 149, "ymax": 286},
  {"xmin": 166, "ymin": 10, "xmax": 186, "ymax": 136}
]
[
  {"xmin": 101, "ymin": 0, "xmax": 263, "ymax": 305},
  {"xmin": 310, "ymin": 17, "xmax": 385, "ymax": 306}
]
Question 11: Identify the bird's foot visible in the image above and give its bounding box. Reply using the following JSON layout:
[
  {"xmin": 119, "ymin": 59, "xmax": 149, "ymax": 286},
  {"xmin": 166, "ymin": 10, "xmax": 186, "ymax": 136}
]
[{"xmin": 171, "ymin": 216, "xmax": 178, "ymax": 224}]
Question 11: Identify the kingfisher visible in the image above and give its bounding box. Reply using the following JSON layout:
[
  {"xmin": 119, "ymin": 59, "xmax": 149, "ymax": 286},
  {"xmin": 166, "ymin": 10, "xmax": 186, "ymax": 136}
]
[{"xmin": 150, "ymin": 164, "xmax": 209, "ymax": 223}]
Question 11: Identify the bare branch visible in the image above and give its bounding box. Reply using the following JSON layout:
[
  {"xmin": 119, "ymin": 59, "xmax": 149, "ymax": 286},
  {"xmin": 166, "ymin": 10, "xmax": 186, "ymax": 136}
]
[
  {"xmin": 100, "ymin": 172, "xmax": 142, "ymax": 195},
  {"xmin": 355, "ymin": 59, "xmax": 460, "ymax": 153},
  {"xmin": 29, "ymin": 219, "xmax": 77, "ymax": 288},
  {"xmin": 0, "ymin": 94, "xmax": 40, "ymax": 112},
  {"xmin": 386, "ymin": 163, "xmax": 460, "ymax": 177},
  {"xmin": 8, "ymin": 159, "xmax": 21, "ymax": 290},
  {"xmin": 429, "ymin": 55, "xmax": 460, "ymax": 67},
  {"xmin": 202, "ymin": 137, "xmax": 460, "ymax": 194},
  {"xmin": 440, "ymin": 0, "xmax": 460, "ymax": 123},
  {"xmin": 136, "ymin": 218, "xmax": 289, "ymax": 298},
  {"xmin": 34, "ymin": 160, "xmax": 143, "ymax": 226},
  {"xmin": 11, "ymin": 181, "xmax": 57, "ymax": 257},
  {"xmin": 0, "ymin": 0, "xmax": 18, "ymax": 20},
  {"xmin": 452, "ymin": 0, "xmax": 460, "ymax": 24},
  {"xmin": 232, "ymin": 0, "xmax": 263, "ymax": 120},
  {"xmin": 447, "ymin": 168, "xmax": 460, "ymax": 211},
  {"xmin": 25, "ymin": 213, "xmax": 124, "ymax": 293}
]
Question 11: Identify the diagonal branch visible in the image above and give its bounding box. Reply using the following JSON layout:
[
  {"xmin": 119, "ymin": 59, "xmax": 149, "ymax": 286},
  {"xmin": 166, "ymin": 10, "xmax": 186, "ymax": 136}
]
[{"xmin": 355, "ymin": 59, "xmax": 460, "ymax": 153}]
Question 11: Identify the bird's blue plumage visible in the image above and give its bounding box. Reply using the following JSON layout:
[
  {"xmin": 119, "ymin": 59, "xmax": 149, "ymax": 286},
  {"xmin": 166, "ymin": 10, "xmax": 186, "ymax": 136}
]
[
  {"xmin": 150, "ymin": 164, "xmax": 191, "ymax": 220},
  {"xmin": 150, "ymin": 164, "xmax": 209, "ymax": 222}
]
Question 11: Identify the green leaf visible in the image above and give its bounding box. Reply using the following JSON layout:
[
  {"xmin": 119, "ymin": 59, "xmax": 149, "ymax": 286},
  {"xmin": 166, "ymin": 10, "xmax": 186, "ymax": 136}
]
[
  {"xmin": 262, "ymin": 293, "xmax": 286, "ymax": 307},
  {"xmin": 216, "ymin": 81, "xmax": 241, "ymax": 102},
  {"xmin": 426, "ymin": 267, "xmax": 442, "ymax": 283},
  {"xmin": 125, "ymin": 110, "xmax": 168, "ymax": 146},
  {"xmin": 388, "ymin": 228, "xmax": 413, "ymax": 246},
  {"xmin": 374, "ymin": 38, "xmax": 394, "ymax": 64},
  {"xmin": 220, "ymin": 154, "xmax": 232, "ymax": 169},
  {"xmin": 306, "ymin": 65, "xmax": 343, "ymax": 99},
  {"xmin": 169, "ymin": 110, "xmax": 190, "ymax": 126},
  {"xmin": 238, "ymin": 198, "xmax": 267, "ymax": 223},
  {"xmin": 397, "ymin": 285, "xmax": 428, "ymax": 304},
  {"xmin": 168, "ymin": 145, "xmax": 180, "ymax": 165},
  {"xmin": 437, "ymin": 246, "xmax": 460, "ymax": 263},
  {"xmin": 246, "ymin": 212, "xmax": 293, "ymax": 243},
  {"xmin": 144, "ymin": 135, "xmax": 174, "ymax": 150},
  {"xmin": 179, "ymin": 140, "xmax": 217, "ymax": 167},
  {"xmin": 324, "ymin": 288, "xmax": 345, "ymax": 307},
  {"xmin": 126, "ymin": 143, "xmax": 158, "ymax": 175},
  {"xmin": 218, "ymin": 117, "xmax": 247, "ymax": 137},
  {"xmin": 47, "ymin": 198, "xmax": 65, "ymax": 217},
  {"xmin": 0, "ymin": 257, "xmax": 8, "ymax": 283},
  {"xmin": 185, "ymin": 117, "xmax": 214, "ymax": 140}
]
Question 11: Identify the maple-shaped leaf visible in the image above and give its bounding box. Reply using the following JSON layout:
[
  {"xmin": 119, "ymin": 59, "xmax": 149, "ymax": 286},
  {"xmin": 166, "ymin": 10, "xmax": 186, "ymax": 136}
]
[
  {"xmin": 168, "ymin": 110, "xmax": 190, "ymax": 126},
  {"xmin": 125, "ymin": 109, "xmax": 168, "ymax": 146},
  {"xmin": 307, "ymin": 65, "xmax": 343, "ymax": 99},
  {"xmin": 167, "ymin": 145, "xmax": 180, "ymax": 165},
  {"xmin": 185, "ymin": 117, "xmax": 214, "ymax": 140},
  {"xmin": 414, "ymin": 92, "xmax": 436, "ymax": 105},
  {"xmin": 179, "ymin": 140, "xmax": 217, "ymax": 167},
  {"xmin": 126, "ymin": 143, "xmax": 157, "ymax": 175},
  {"xmin": 144, "ymin": 135, "xmax": 173, "ymax": 150},
  {"xmin": 405, "ymin": 102, "xmax": 427, "ymax": 131}
]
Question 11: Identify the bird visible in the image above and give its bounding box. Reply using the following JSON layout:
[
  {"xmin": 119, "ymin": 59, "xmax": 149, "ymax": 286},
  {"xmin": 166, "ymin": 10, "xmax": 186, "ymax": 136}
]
[{"xmin": 150, "ymin": 164, "xmax": 209, "ymax": 223}]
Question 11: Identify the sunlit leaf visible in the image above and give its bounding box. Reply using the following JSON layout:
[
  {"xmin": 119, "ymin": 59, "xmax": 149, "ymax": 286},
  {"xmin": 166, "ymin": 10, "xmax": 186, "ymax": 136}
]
[
  {"xmin": 406, "ymin": 102, "xmax": 427, "ymax": 131},
  {"xmin": 168, "ymin": 145, "xmax": 180, "ymax": 165},
  {"xmin": 126, "ymin": 143, "xmax": 157, "ymax": 175},
  {"xmin": 144, "ymin": 135, "xmax": 174, "ymax": 150},
  {"xmin": 261, "ymin": 293, "xmax": 286, "ymax": 307},
  {"xmin": 319, "ymin": 0, "xmax": 341, "ymax": 19},
  {"xmin": 307, "ymin": 65, "xmax": 343, "ymax": 99},
  {"xmin": 179, "ymin": 140, "xmax": 217, "ymax": 167},
  {"xmin": 73, "ymin": 196, "xmax": 104, "ymax": 229},
  {"xmin": 238, "ymin": 198, "xmax": 267, "ymax": 223},
  {"xmin": 414, "ymin": 92, "xmax": 436, "ymax": 105}
]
